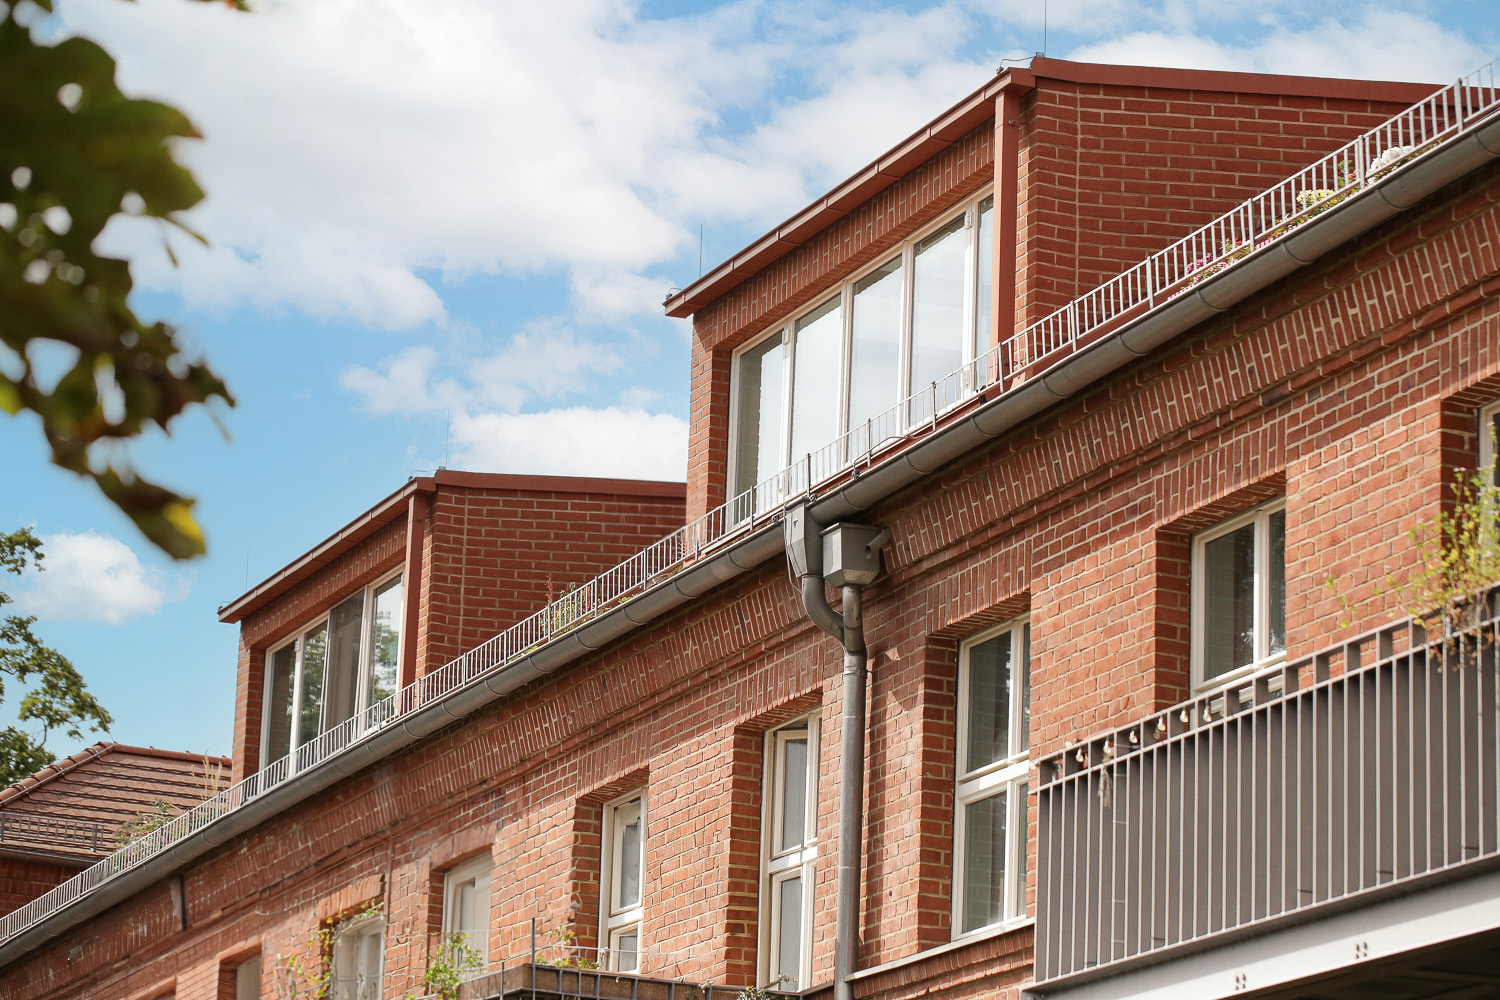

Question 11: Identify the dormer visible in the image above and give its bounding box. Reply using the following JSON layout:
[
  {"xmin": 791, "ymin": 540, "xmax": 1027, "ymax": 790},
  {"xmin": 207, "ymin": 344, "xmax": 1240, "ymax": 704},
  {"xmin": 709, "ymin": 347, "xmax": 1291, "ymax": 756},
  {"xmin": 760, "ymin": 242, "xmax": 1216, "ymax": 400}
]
[
  {"xmin": 666, "ymin": 58, "xmax": 1434, "ymax": 525},
  {"xmin": 218, "ymin": 471, "xmax": 685, "ymax": 783}
]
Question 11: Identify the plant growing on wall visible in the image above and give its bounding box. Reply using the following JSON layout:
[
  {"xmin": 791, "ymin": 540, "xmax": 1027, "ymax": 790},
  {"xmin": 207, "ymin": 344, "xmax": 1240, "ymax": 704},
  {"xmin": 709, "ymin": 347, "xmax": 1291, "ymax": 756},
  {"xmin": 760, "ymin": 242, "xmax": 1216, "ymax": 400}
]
[
  {"xmin": 1405, "ymin": 462, "xmax": 1500, "ymax": 634},
  {"xmin": 422, "ymin": 931, "xmax": 485, "ymax": 999}
]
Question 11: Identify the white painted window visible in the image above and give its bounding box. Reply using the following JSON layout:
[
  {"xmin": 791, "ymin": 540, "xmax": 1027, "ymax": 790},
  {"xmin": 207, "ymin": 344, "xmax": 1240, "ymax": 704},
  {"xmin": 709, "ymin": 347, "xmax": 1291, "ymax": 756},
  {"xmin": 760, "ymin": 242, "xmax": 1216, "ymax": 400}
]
[
  {"xmin": 600, "ymin": 791, "xmax": 646, "ymax": 972},
  {"xmin": 730, "ymin": 192, "xmax": 995, "ymax": 516},
  {"xmin": 761, "ymin": 715, "xmax": 819, "ymax": 990},
  {"xmin": 331, "ymin": 913, "xmax": 384, "ymax": 1000},
  {"xmin": 955, "ymin": 619, "xmax": 1030, "ymax": 936},
  {"xmin": 443, "ymin": 855, "xmax": 492, "ymax": 970},
  {"xmin": 1192, "ymin": 500, "xmax": 1287, "ymax": 688},
  {"xmin": 261, "ymin": 571, "xmax": 404, "ymax": 767},
  {"xmin": 1481, "ymin": 398, "xmax": 1500, "ymax": 480},
  {"xmin": 234, "ymin": 955, "xmax": 261, "ymax": 999}
]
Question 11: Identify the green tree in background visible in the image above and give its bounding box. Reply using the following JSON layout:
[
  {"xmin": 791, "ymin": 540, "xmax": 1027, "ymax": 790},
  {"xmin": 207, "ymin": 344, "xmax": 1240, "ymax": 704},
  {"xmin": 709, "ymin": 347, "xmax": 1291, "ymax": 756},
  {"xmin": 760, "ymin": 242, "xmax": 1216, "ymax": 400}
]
[
  {"xmin": 1, "ymin": 0, "xmax": 242, "ymax": 560},
  {"xmin": 0, "ymin": 527, "xmax": 111, "ymax": 786}
]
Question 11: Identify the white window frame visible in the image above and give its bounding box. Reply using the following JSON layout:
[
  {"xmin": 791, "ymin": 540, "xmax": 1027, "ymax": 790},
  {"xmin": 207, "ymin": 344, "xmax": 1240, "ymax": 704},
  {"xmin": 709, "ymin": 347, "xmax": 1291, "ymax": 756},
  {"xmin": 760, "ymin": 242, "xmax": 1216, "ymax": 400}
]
[
  {"xmin": 1481, "ymin": 398, "xmax": 1500, "ymax": 478},
  {"xmin": 442, "ymin": 854, "xmax": 492, "ymax": 971},
  {"xmin": 759, "ymin": 714, "xmax": 820, "ymax": 991},
  {"xmin": 954, "ymin": 619, "xmax": 1031, "ymax": 938},
  {"xmin": 728, "ymin": 189, "xmax": 995, "ymax": 508},
  {"xmin": 331, "ymin": 912, "xmax": 384, "ymax": 1000},
  {"xmin": 599, "ymin": 790, "xmax": 646, "ymax": 973},
  {"xmin": 260, "ymin": 568, "xmax": 404, "ymax": 766},
  {"xmin": 1190, "ymin": 499, "xmax": 1287, "ymax": 691}
]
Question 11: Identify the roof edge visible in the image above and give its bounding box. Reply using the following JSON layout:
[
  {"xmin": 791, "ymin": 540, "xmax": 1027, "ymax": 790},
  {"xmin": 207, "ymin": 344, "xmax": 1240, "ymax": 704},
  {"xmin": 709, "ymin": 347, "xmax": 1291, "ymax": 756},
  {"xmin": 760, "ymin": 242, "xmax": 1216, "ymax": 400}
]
[
  {"xmin": 218, "ymin": 471, "xmax": 688, "ymax": 625},
  {"xmin": 662, "ymin": 59, "xmax": 1439, "ymax": 321},
  {"xmin": 661, "ymin": 65, "xmax": 1035, "ymax": 319},
  {"xmin": 0, "ymin": 743, "xmax": 229, "ymax": 810}
]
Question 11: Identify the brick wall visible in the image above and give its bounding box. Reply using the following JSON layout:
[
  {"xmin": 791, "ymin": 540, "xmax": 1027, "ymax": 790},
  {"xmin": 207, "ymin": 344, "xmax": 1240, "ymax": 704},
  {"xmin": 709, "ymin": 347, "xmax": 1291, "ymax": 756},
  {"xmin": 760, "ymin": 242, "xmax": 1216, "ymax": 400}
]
[
  {"xmin": 417, "ymin": 482, "xmax": 687, "ymax": 675},
  {"xmin": 0, "ymin": 856, "xmax": 81, "ymax": 918},
  {"xmin": 8, "ymin": 103, "xmax": 1499, "ymax": 1000},
  {"xmin": 1013, "ymin": 82, "xmax": 1417, "ymax": 328}
]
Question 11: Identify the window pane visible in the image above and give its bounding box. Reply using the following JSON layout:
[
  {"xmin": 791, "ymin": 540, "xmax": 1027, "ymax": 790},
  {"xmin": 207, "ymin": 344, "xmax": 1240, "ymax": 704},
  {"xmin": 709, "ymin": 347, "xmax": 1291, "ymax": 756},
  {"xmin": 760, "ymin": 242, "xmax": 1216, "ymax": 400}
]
[
  {"xmin": 776, "ymin": 874, "xmax": 803, "ymax": 990},
  {"xmin": 909, "ymin": 216, "xmax": 967, "ymax": 422},
  {"xmin": 734, "ymin": 336, "xmax": 785, "ymax": 498},
  {"xmin": 848, "ymin": 258, "xmax": 903, "ymax": 455},
  {"xmin": 1490, "ymin": 409, "xmax": 1500, "ymax": 482},
  {"xmin": 325, "ymin": 593, "xmax": 365, "ymax": 730},
  {"xmin": 266, "ymin": 645, "xmax": 296, "ymax": 764},
  {"xmin": 298, "ymin": 624, "xmax": 327, "ymax": 747},
  {"xmin": 1268, "ymin": 509, "xmax": 1286, "ymax": 657},
  {"xmin": 789, "ymin": 297, "xmax": 842, "ymax": 472},
  {"xmin": 1018, "ymin": 626, "xmax": 1031, "ymax": 754},
  {"xmin": 1014, "ymin": 781, "xmax": 1029, "ymax": 918},
  {"xmin": 1202, "ymin": 523, "xmax": 1256, "ymax": 679},
  {"xmin": 615, "ymin": 930, "xmax": 638, "ymax": 973},
  {"xmin": 962, "ymin": 790, "xmax": 1007, "ymax": 933},
  {"xmin": 368, "ymin": 576, "xmax": 403, "ymax": 709},
  {"xmin": 975, "ymin": 196, "xmax": 994, "ymax": 358},
  {"xmin": 779, "ymin": 735, "xmax": 808, "ymax": 851},
  {"xmin": 965, "ymin": 631, "xmax": 1012, "ymax": 771},
  {"xmin": 235, "ymin": 956, "xmax": 261, "ymax": 1000},
  {"xmin": 617, "ymin": 803, "xmax": 642, "ymax": 909}
]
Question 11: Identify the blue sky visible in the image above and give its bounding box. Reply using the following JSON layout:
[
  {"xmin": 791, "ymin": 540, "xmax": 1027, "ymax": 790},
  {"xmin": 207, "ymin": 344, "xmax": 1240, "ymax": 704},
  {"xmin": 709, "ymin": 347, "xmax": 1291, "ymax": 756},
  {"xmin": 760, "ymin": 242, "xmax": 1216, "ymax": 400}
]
[{"xmin": 2, "ymin": 0, "xmax": 1495, "ymax": 764}]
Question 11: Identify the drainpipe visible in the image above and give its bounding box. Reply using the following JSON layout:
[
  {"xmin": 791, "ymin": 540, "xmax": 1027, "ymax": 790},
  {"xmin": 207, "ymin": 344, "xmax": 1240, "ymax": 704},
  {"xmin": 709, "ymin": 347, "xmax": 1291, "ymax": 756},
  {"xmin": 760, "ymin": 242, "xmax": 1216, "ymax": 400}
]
[{"xmin": 784, "ymin": 507, "xmax": 892, "ymax": 1000}]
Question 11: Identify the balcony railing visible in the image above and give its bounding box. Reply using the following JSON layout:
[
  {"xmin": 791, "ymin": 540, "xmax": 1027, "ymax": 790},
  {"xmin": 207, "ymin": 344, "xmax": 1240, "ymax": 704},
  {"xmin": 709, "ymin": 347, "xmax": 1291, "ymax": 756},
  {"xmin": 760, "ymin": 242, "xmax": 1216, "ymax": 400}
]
[
  {"xmin": 2, "ymin": 59, "xmax": 1499, "ymax": 951},
  {"xmin": 0, "ymin": 813, "xmax": 111, "ymax": 855},
  {"xmin": 1034, "ymin": 588, "xmax": 1500, "ymax": 986}
]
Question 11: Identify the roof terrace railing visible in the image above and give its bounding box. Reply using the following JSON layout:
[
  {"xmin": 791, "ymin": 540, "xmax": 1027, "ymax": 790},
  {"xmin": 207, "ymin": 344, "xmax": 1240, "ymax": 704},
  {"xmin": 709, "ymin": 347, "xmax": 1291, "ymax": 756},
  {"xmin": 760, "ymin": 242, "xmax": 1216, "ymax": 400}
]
[
  {"xmin": 0, "ymin": 813, "xmax": 111, "ymax": 855},
  {"xmin": 2, "ymin": 59, "xmax": 1499, "ymax": 949},
  {"xmin": 1033, "ymin": 587, "xmax": 1500, "ymax": 986}
]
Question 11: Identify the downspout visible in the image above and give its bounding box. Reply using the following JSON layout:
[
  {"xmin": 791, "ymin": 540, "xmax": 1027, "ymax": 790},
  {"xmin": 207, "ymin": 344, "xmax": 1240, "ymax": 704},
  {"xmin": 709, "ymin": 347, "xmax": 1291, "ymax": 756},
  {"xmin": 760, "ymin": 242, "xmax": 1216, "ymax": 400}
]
[{"xmin": 784, "ymin": 507, "xmax": 892, "ymax": 1000}]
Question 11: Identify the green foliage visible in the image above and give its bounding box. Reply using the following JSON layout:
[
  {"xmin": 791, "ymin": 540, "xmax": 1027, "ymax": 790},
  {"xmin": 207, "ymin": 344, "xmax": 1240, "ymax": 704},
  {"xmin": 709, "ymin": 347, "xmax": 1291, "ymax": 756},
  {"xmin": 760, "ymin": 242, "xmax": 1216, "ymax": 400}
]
[
  {"xmin": 0, "ymin": 526, "xmax": 111, "ymax": 786},
  {"xmin": 274, "ymin": 901, "xmax": 383, "ymax": 1000},
  {"xmin": 423, "ymin": 932, "xmax": 484, "ymax": 999},
  {"xmin": 1324, "ymin": 461, "xmax": 1500, "ymax": 637},
  {"xmin": 1405, "ymin": 463, "xmax": 1500, "ymax": 633},
  {"xmin": 114, "ymin": 797, "xmax": 176, "ymax": 846},
  {"xmin": 0, "ymin": 0, "xmax": 242, "ymax": 559}
]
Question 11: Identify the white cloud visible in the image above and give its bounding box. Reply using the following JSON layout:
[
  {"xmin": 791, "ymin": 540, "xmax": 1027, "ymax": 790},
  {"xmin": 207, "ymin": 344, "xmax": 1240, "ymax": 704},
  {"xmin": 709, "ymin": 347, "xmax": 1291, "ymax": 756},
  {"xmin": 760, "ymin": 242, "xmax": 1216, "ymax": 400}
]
[
  {"xmin": 341, "ymin": 326, "xmax": 625, "ymax": 417},
  {"xmin": 57, "ymin": 0, "xmax": 1009, "ymax": 326},
  {"xmin": 1066, "ymin": 10, "xmax": 1487, "ymax": 84},
  {"xmin": 452, "ymin": 407, "xmax": 687, "ymax": 480},
  {"xmin": 16, "ymin": 532, "xmax": 184, "ymax": 625}
]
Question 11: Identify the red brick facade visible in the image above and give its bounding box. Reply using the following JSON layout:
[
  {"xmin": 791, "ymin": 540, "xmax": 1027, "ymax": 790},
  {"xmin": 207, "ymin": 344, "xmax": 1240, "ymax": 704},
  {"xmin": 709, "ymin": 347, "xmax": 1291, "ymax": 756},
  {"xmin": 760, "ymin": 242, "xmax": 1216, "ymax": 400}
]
[{"xmin": 3, "ymin": 60, "xmax": 1498, "ymax": 1000}]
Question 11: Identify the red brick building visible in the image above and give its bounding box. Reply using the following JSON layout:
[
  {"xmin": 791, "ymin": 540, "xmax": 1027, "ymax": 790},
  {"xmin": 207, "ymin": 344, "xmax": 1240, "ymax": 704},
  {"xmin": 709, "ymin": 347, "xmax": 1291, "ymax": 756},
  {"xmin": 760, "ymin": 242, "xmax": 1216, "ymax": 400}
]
[
  {"xmin": 2, "ymin": 55, "xmax": 1499, "ymax": 1000},
  {"xmin": 0, "ymin": 744, "xmax": 229, "ymax": 919}
]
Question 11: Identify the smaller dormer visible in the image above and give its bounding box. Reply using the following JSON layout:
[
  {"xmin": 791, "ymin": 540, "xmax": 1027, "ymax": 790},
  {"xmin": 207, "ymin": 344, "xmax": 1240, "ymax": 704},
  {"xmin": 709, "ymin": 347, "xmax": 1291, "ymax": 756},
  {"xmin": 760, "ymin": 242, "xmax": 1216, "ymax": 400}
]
[{"xmin": 219, "ymin": 471, "xmax": 686, "ymax": 783}]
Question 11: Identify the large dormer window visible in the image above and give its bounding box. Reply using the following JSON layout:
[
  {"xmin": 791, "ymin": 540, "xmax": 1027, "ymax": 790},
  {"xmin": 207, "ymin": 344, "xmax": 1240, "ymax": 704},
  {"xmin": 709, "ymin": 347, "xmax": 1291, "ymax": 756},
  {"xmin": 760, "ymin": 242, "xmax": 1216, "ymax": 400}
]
[
  {"xmin": 262, "ymin": 571, "xmax": 403, "ymax": 768},
  {"xmin": 731, "ymin": 192, "xmax": 994, "ymax": 514}
]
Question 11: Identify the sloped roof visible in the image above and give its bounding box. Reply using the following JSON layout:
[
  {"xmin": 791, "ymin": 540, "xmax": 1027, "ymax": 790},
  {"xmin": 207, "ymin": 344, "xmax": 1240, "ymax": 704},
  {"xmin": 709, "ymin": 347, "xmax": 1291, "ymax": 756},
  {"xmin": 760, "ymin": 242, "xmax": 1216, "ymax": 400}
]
[{"xmin": 0, "ymin": 743, "xmax": 230, "ymax": 860}]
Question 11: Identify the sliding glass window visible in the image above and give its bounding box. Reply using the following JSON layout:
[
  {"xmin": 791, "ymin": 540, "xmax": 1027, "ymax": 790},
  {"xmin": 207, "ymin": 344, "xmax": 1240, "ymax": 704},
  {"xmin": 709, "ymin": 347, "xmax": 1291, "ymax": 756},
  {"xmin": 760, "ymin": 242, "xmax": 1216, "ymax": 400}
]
[
  {"xmin": 261, "ymin": 571, "xmax": 404, "ymax": 768},
  {"xmin": 730, "ymin": 191, "xmax": 994, "ymax": 512}
]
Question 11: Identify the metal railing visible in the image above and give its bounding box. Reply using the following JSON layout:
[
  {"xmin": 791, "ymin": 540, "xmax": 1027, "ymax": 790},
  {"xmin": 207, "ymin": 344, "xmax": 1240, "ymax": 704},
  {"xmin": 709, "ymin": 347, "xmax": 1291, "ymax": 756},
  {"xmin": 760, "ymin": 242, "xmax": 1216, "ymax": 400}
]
[
  {"xmin": 0, "ymin": 813, "xmax": 111, "ymax": 854},
  {"xmin": 1034, "ymin": 588, "xmax": 1500, "ymax": 985},
  {"xmin": 3, "ymin": 59, "xmax": 1499, "ymax": 950}
]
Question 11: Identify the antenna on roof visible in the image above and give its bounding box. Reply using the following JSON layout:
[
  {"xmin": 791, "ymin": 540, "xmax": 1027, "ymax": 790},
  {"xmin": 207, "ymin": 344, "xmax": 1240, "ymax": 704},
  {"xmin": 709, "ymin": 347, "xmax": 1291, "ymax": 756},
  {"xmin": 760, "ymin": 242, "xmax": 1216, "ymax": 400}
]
[
  {"xmin": 699, "ymin": 223, "xmax": 704, "ymax": 277},
  {"xmin": 443, "ymin": 409, "xmax": 451, "ymax": 470},
  {"xmin": 1043, "ymin": 0, "xmax": 1048, "ymax": 56}
]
